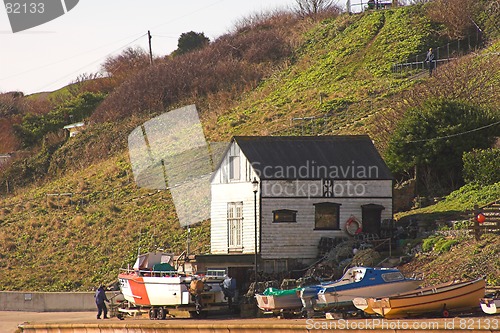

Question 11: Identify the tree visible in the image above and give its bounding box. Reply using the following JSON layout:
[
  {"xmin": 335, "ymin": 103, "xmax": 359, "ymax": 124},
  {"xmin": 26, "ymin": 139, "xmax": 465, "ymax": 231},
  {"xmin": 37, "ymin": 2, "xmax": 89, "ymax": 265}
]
[
  {"xmin": 294, "ymin": 0, "xmax": 338, "ymax": 17},
  {"xmin": 174, "ymin": 31, "xmax": 209, "ymax": 56},
  {"xmin": 385, "ymin": 98, "xmax": 499, "ymax": 195},
  {"xmin": 426, "ymin": 0, "xmax": 485, "ymax": 40},
  {"xmin": 102, "ymin": 47, "xmax": 150, "ymax": 77}
]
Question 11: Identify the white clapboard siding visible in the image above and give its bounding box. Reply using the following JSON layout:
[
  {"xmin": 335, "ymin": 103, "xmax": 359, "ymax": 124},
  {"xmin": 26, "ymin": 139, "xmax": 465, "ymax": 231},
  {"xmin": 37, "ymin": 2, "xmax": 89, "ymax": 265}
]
[
  {"xmin": 261, "ymin": 197, "xmax": 392, "ymax": 260},
  {"xmin": 261, "ymin": 180, "xmax": 392, "ymax": 198},
  {"xmin": 211, "ymin": 142, "xmax": 255, "ymax": 185},
  {"xmin": 210, "ymin": 182, "xmax": 260, "ymax": 254}
]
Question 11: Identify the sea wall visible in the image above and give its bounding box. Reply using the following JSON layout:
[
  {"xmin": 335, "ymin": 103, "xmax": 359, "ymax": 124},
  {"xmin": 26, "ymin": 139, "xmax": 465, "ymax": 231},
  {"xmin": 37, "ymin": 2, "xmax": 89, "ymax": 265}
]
[{"xmin": 0, "ymin": 291, "xmax": 97, "ymax": 312}]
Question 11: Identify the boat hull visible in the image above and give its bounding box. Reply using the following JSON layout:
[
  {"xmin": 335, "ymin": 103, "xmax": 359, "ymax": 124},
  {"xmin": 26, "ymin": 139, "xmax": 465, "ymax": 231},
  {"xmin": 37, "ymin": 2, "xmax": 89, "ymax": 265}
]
[
  {"xmin": 480, "ymin": 298, "xmax": 500, "ymax": 315},
  {"xmin": 118, "ymin": 273, "xmax": 225, "ymax": 307},
  {"xmin": 255, "ymin": 293, "xmax": 302, "ymax": 311},
  {"xmin": 316, "ymin": 279, "xmax": 422, "ymax": 309},
  {"xmin": 352, "ymin": 297, "xmax": 376, "ymax": 315},
  {"xmin": 370, "ymin": 278, "xmax": 485, "ymax": 318}
]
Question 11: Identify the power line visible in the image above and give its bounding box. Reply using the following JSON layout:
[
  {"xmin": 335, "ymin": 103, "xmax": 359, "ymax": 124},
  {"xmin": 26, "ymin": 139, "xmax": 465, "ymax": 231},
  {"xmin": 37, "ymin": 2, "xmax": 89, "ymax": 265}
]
[
  {"xmin": 152, "ymin": 35, "xmax": 178, "ymax": 39},
  {"xmin": 0, "ymin": 32, "xmax": 147, "ymax": 82},
  {"xmin": 407, "ymin": 120, "xmax": 500, "ymax": 143},
  {"xmin": 32, "ymin": 33, "xmax": 147, "ymax": 92}
]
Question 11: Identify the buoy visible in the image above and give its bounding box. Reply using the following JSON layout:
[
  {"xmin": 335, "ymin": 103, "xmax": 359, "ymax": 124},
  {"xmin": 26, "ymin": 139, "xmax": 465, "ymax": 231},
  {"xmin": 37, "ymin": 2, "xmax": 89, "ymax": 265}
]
[{"xmin": 345, "ymin": 216, "xmax": 361, "ymax": 236}]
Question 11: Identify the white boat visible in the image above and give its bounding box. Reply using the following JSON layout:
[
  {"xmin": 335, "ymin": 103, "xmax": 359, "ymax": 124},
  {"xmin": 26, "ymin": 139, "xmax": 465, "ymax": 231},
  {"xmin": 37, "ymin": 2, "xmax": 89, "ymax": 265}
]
[
  {"xmin": 118, "ymin": 252, "xmax": 227, "ymax": 319},
  {"xmin": 255, "ymin": 288, "xmax": 302, "ymax": 312},
  {"xmin": 312, "ymin": 267, "xmax": 422, "ymax": 310},
  {"xmin": 481, "ymin": 296, "xmax": 500, "ymax": 315}
]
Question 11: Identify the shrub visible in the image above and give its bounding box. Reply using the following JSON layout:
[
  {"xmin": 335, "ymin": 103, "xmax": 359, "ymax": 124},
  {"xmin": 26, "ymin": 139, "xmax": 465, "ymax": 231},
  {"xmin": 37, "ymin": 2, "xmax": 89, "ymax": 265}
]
[
  {"xmin": 463, "ymin": 148, "xmax": 500, "ymax": 185},
  {"xmin": 434, "ymin": 238, "xmax": 459, "ymax": 253},
  {"xmin": 91, "ymin": 11, "xmax": 299, "ymax": 123},
  {"xmin": 422, "ymin": 236, "xmax": 441, "ymax": 252},
  {"xmin": 14, "ymin": 92, "xmax": 106, "ymax": 148}
]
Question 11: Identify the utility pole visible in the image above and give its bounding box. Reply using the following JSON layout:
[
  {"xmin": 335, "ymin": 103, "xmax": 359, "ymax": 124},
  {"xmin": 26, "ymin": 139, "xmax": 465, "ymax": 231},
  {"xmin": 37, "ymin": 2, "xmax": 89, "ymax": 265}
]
[{"xmin": 148, "ymin": 30, "xmax": 153, "ymax": 65}]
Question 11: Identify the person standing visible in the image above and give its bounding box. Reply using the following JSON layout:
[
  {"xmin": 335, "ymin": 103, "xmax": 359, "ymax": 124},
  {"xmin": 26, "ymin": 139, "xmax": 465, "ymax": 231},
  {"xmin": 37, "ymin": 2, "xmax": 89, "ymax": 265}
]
[
  {"xmin": 425, "ymin": 48, "xmax": 436, "ymax": 76},
  {"xmin": 189, "ymin": 276, "xmax": 205, "ymax": 312},
  {"xmin": 94, "ymin": 285, "xmax": 110, "ymax": 319},
  {"xmin": 221, "ymin": 274, "xmax": 237, "ymax": 308}
]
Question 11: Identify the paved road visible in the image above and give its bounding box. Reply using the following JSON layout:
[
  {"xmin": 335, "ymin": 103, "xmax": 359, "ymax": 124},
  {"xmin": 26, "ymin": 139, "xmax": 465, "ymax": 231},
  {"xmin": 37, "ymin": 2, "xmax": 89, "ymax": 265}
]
[{"xmin": 0, "ymin": 311, "xmax": 97, "ymax": 333}]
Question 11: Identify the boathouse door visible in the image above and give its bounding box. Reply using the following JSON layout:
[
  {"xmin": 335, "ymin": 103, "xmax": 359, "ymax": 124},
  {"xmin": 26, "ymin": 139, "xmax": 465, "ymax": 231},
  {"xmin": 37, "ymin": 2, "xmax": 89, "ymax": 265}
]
[{"xmin": 361, "ymin": 204, "xmax": 385, "ymax": 236}]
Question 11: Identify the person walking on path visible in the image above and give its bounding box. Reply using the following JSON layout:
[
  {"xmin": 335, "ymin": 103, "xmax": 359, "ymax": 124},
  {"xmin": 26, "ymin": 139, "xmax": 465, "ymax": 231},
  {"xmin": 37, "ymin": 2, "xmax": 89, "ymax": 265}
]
[
  {"xmin": 94, "ymin": 285, "xmax": 110, "ymax": 319},
  {"xmin": 425, "ymin": 48, "xmax": 436, "ymax": 76}
]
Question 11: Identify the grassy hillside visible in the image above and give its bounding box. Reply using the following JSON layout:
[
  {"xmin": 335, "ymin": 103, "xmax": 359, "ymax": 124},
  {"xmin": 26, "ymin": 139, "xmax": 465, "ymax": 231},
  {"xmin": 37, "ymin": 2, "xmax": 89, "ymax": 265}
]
[
  {"xmin": 396, "ymin": 182, "xmax": 500, "ymax": 286},
  {"xmin": 0, "ymin": 4, "xmax": 499, "ymax": 291},
  {"xmin": 209, "ymin": 6, "xmax": 433, "ymax": 141},
  {"xmin": 400, "ymin": 233, "xmax": 500, "ymax": 287},
  {"xmin": 0, "ymin": 153, "xmax": 210, "ymax": 291}
]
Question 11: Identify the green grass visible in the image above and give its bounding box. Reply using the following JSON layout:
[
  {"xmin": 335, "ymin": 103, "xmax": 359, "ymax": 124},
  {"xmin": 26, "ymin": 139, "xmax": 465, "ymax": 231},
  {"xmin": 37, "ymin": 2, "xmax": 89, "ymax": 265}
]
[
  {"xmin": 397, "ymin": 182, "xmax": 500, "ymax": 221},
  {"xmin": 213, "ymin": 8, "xmax": 434, "ymax": 139}
]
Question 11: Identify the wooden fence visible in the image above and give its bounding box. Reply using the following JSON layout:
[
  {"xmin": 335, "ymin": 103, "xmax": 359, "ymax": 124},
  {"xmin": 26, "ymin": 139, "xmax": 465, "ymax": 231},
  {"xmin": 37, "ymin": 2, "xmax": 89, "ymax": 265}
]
[{"xmin": 469, "ymin": 199, "xmax": 500, "ymax": 240}]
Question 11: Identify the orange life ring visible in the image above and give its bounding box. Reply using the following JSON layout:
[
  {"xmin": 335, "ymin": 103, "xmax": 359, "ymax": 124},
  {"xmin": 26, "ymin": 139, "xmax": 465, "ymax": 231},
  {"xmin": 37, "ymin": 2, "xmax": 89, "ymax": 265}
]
[{"xmin": 345, "ymin": 216, "xmax": 362, "ymax": 236}]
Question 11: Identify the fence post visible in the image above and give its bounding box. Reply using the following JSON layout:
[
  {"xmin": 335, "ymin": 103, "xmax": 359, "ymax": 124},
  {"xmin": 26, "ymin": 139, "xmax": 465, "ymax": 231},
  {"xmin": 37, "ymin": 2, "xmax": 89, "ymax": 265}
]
[{"xmin": 473, "ymin": 204, "xmax": 480, "ymax": 241}]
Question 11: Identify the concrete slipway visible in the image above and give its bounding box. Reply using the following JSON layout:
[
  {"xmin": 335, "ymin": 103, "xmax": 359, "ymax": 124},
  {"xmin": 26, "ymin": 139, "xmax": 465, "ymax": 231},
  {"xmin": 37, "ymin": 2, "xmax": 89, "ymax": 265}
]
[{"xmin": 9, "ymin": 313, "xmax": 500, "ymax": 333}]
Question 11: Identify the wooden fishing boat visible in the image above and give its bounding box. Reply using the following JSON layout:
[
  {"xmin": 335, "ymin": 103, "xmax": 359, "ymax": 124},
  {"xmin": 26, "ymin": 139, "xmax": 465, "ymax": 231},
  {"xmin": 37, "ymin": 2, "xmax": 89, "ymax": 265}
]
[
  {"xmin": 353, "ymin": 281, "xmax": 456, "ymax": 315},
  {"xmin": 352, "ymin": 297, "xmax": 377, "ymax": 315},
  {"xmin": 361, "ymin": 278, "xmax": 485, "ymax": 318}
]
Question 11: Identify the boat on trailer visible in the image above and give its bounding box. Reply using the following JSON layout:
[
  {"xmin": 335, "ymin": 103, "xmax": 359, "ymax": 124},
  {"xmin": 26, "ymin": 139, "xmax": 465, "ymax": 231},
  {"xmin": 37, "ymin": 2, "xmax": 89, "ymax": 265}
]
[
  {"xmin": 356, "ymin": 278, "xmax": 485, "ymax": 318},
  {"xmin": 118, "ymin": 252, "xmax": 228, "ymax": 319},
  {"xmin": 312, "ymin": 266, "xmax": 423, "ymax": 310}
]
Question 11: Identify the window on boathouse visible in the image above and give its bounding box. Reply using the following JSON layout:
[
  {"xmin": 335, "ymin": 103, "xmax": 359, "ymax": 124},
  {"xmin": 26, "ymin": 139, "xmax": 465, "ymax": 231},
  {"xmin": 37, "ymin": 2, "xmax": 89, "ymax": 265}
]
[
  {"xmin": 228, "ymin": 145, "xmax": 240, "ymax": 181},
  {"xmin": 227, "ymin": 202, "xmax": 243, "ymax": 248},
  {"xmin": 314, "ymin": 202, "xmax": 341, "ymax": 230},
  {"xmin": 272, "ymin": 209, "xmax": 297, "ymax": 223}
]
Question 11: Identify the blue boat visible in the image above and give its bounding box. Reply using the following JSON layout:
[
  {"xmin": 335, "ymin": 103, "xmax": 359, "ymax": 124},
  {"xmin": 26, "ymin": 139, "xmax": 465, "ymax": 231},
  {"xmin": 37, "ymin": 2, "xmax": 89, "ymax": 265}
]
[{"xmin": 305, "ymin": 266, "xmax": 422, "ymax": 310}]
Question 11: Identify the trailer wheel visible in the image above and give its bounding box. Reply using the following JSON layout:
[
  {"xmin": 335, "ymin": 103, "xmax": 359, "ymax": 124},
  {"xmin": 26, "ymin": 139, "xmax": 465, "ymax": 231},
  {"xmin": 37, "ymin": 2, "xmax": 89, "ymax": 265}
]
[
  {"xmin": 149, "ymin": 308, "xmax": 158, "ymax": 320},
  {"xmin": 157, "ymin": 307, "xmax": 167, "ymax": 320}
]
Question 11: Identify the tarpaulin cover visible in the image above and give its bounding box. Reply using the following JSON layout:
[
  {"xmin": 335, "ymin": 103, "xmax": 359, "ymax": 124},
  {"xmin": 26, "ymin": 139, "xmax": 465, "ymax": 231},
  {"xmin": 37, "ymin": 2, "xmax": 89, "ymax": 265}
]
[
  {"xmin": 153, "ymin": 263, "xmax": 175, "ymax": 272},
  {"xmin": 262, "ymin": 287, "xmax": 300, "ymax": 296}
]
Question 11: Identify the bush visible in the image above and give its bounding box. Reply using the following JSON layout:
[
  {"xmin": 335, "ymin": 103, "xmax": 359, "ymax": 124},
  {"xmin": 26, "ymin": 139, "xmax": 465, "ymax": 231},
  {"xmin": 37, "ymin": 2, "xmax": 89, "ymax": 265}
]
[
  {"xmin": 435, "ymin": 239, "xmax": 459, "ymax": 253},
  {"xmin": 463, "ymin": 148, "xmax": 500, "ymax": 185},
  {"xmin": 422, "ymin": 235, "xmax": 458, "ymax": 253},
  {"xmin": 422, "ymin": 236, "xmax": 440, "ymax": 252},
  {"xmin": 14, "ymin": 92, "xmax": 106, "ymax": 148}
]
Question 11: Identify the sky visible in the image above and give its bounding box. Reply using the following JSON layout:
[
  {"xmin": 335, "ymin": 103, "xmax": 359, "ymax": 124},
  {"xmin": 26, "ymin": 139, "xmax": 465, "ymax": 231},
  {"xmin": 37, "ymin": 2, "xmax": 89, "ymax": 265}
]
[{"xmin": 0, "ymin": 0, "xmax": 352, "ymax": 95}]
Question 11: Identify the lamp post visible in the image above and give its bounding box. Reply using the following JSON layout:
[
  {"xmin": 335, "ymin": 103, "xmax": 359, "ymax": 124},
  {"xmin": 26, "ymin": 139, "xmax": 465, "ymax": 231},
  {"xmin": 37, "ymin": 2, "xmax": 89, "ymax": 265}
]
[{"xmin": 252, "ymin": 177, "xmax": 259, "ymax": 289}]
